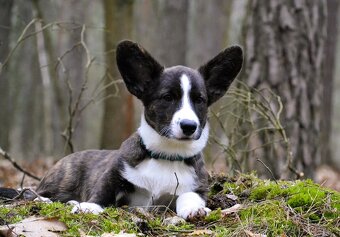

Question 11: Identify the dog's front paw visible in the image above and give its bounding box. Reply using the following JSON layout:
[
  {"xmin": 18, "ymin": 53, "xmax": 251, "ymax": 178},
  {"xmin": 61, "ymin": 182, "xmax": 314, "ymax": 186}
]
[
  {"xmin": 34, "ymin": 196, "xmax": 53, "ymax": 203},
  {"xmin": 68, "ymin": 201, "xmax": 104, "ymax": 215},
  {"xmin": 177, "ymin": 206, "xmax": 211, "ymax": 220},
  {"xmin": 176, "ymin": 192, "xmax": 211, "ymax": 220}
]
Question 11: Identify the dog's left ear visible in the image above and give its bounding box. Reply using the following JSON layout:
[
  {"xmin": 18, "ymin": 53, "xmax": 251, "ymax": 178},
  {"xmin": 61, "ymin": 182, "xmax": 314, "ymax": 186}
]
[
  {"xmin": 198, "ymin": 46, "xmax": 243, "ymax": 106},
  {"xmin": 116, "ymin": 40, "xmax": 164, "ymax": 99}
]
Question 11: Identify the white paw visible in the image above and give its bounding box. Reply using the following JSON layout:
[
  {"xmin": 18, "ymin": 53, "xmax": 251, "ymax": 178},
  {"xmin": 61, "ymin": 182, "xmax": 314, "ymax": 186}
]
[
  {"xmin": 69, "ymin": 201, "xmax": 104, "ymax": 215},
  {"xmin": 176, "ymin": 192, "xmax": 211, "ymax": 220},
  {"xmin": 177, "ymin": 206, "xmax": 211, "ymax": 220},
  {"xmin": 34, "ymin": 196, "xmax": 53, "ymax": 203}
]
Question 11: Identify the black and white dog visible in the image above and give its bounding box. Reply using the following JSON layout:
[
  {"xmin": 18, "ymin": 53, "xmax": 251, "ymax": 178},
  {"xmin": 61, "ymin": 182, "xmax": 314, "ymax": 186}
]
[{"xmin": 21, "ymin": 41, "xmax": 243, "ymax": 220}]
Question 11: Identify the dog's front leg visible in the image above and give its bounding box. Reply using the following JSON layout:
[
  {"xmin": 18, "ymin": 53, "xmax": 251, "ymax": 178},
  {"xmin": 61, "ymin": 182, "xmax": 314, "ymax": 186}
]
[
  {"xmin": 176, "ymin": 192, "xmax": 211, "ymax": 220},
  {"xmin": 68, "ymin": 171, "xmax": 119, "ymax": 215}
]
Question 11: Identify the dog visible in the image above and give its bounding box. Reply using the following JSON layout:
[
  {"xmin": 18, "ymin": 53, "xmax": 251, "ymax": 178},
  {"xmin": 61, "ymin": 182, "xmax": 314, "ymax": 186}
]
[{"xmin": 4, "ymin": 40, "xmax": 243, "ymax": 220}]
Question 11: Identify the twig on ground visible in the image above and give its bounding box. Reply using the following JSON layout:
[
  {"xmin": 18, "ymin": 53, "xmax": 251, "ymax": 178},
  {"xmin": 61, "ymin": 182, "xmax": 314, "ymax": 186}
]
[
  {"xmin": 256, "ymin": 159, "xmax": 278, "ymax": 184},
  {"xmin": 0, "ymin": 147, "xmax": 41, "ymax": 181},
  {"xmin": 168, "ymin": 172, "xmax": 179, "ymax": 210},
  {"xmin": 288, "ymin": 164, "xmax": 304, "ymax": 179},
  {"xmin": 20, "ymin": 174, "xmax": 26, "ymax": 190},
  {"xmin": 12, "ymin": 188, "xmax": 30, "ymax": 200}
]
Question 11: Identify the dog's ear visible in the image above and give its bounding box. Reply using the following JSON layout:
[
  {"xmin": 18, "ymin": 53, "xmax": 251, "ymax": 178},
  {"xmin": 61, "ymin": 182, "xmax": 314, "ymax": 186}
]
[
  {"xmin": 116, "ymin": 40, "xmax": 164, "ymax": 99},
  {"xmin": 198, "ymin": 46, "xmax": 243, "ymax": 106}
]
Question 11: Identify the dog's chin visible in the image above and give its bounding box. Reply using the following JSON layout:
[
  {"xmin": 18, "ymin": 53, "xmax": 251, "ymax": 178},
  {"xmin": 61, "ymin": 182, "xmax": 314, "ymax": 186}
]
[{"xmin": 164, "ymin": 132, "xmax": 202, "ymax": 141}]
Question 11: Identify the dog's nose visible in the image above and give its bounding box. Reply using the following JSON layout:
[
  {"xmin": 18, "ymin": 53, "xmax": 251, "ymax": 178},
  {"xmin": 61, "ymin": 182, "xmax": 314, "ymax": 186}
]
[{"xmin": 180, "ymin": 119, "xmax": 197, "ymax": 136}]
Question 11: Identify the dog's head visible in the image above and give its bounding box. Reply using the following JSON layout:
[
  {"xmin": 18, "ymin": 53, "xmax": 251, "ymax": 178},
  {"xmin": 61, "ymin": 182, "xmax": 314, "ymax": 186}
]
[{"xmin": 116, "ymin": 40, "xmax": 243, "ymax": 156}]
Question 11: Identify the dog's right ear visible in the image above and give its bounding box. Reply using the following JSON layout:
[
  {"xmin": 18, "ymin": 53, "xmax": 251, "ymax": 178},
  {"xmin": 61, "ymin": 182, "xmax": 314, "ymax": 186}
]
[
  {"xmin": 198, "ymin": 46, "xmax": 243, "ymax": 106},
  {"xmin": 116, "ymin": 40, "xmax": 164, "ymax": 99}
]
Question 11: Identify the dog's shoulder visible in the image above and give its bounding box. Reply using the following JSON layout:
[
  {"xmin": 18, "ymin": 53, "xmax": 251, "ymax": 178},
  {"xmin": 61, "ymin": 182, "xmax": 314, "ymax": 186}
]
[{"xmin": 117, "ymin": 132, "xmax": 149, "ymax": 166}]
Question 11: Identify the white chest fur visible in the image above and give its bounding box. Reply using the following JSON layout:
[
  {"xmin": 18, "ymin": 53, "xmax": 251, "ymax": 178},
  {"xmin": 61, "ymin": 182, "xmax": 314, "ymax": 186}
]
[{"xmin": 122, "ymin": 159, "xmax": 197, "ymax": 206}]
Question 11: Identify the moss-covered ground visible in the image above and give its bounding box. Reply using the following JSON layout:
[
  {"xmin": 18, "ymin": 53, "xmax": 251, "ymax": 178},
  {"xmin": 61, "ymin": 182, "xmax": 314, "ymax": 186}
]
[{"xmin": 0, "ymin": 173, "xmax": 339, "ymax": 236}]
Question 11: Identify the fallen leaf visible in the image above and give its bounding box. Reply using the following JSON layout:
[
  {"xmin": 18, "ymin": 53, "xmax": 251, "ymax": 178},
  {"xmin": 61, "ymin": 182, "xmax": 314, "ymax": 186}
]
[
  {"xmin": 221, "ymin": 204, "xmax": 242, "ymax": 216},
  {"xmin": 163, "ymin": 216, "xmax": 186, "ymax": 226},
  {"xmin": 0, "ymin": 216, "xmax": 67, "ymax": 237},
  {"xmin": 104, "ymin": 232, "xmax": 137, "ymax": 237},
  {"xmin": 244, "ymin": 229, "xmax": 267, "ymax": 237},
  {"xmin": 189, "ymin": 229, "xmax": 214, "ymax": 236},
  {"xmin": 79, "ymin": 230, "xmax": 137, "ymax": 237},
  {"xmin": 226, "ymin": 194, "xmax": 238, "ymax": 201}
]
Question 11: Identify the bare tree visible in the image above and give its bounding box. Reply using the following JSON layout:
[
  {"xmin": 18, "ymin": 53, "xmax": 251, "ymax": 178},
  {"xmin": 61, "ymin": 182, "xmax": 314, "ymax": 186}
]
[
  {"xmin": 101, "ymin": 0, "xmax": 134, "ymax": 149},
  {"xmin": 0, "ymin": 0, "xmax": 13, "ymax": 151},
  {"xmin": 185, "ymin": 0, "xmax": 231, "ymax": 68},
  {"xmin": 321, "ymin": 0, "xmax": 339, "ymax": 166}
]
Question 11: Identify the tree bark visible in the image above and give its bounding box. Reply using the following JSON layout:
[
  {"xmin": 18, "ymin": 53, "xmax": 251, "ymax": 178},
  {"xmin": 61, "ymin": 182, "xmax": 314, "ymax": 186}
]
[
  {"xmin": 101, "ymin": 0, "xmax": 134, "ymax": 149},
  {"xmin": 242, "ymin": 0, "xmax": 327, "ymax": 179},
  {"xmin": 154, "ymin": 0, "xmax": 188, "ymax": 66},
  {"xmin": 186, "ymin": 0, "xmax": 231, "ymax": 68},
  {"xmin": 9, "ymin": 0, "xmax": 46, "ymax": 159},
  {"xmin": 321, "ymin": 0, "xmax": 339, "ymax": 165},
  {"xmin": 0, "ymin": 0, "xmax": 13, "ymax": 150},
  {"xmin": 33, "ymin": 0, "xmax": 68, "ymax": 155},
  {"xmin": 134, "ymin": 0, "xmax": 188, "ymax": 67}
]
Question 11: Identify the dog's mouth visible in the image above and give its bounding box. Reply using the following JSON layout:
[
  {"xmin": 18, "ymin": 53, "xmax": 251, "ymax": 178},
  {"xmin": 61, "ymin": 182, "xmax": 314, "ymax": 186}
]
[
  {"xmin": 163, "ymin": 130, "xmax": 202, "ymax": 141},
  {"xmin": 158, "ymin": 124, "xmax": 202, "ymax": 141},
  {"xmin": 177, "ymin": 133, "xmax": 201, "ymax": 141}
]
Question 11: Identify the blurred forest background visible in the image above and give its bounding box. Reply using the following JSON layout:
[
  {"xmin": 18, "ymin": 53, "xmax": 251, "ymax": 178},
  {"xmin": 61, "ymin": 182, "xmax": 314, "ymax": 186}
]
[{"xmin": 0, "ymin": 0, "xmax": 340, "ymax": 188}]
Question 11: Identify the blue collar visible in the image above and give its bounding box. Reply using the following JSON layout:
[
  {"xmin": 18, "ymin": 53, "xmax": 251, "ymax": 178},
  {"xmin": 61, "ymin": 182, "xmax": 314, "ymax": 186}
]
[{"xmin": 140, "ymin": 139, "xmax": 196, "ymax": 162}]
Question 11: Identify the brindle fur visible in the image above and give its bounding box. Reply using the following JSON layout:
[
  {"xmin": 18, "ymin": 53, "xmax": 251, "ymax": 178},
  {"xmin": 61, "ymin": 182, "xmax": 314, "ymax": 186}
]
[{"xmin": 36, "ymin": 133, "xmax": 209, "ymax": 208}]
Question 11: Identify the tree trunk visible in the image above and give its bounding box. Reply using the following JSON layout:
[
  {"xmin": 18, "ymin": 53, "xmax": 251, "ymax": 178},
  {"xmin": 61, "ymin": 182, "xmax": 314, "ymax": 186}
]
[
  {"xmin": 33, "ymin": 0, "xmax": 68, "ymax": 155},
  {"xmin": 154, "ymin": 0, "xmax": 188, "ymax": 66},
  {"xmin": 241, "ymin": 0, "xmax": 327, "ymax": 179},
  {"xmin": 6, "ymin": 0, "xmax": 46, "ymax": 160},
  {"xmin": 0, "ymin": 0, "xmax": 13, "ymax": 150},
  {"xmin": 101, "ymin": 0, "xmax": 134, "ymax": 149},
  {"xmin": 321, "ymin": 0, "xmax": 339, "ymax": 166},
  {"xmin": 185, "ymin": 0, "xmax": 231, "ymax": 68}
]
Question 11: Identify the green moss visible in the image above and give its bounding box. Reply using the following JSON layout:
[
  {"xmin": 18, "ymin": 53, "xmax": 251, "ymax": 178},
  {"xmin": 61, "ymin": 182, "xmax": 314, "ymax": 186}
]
[
  {"xmin": 223, "ymin": 182, "xmax": 239, "ymax": 194},
  {"xmin": 0, "ymin": 174, "xmax": 339, "ymax": 236},
  {"xmin": 0, "ymin": 202, "xmax": 139, "ymax": 236},
  {"xmin": 217, "ymin": 174, "xmax": 339, "ymax": 236},
  {"xmin": 286, "ymin": 180, "xmax": 325, "ymax": 207},
  {"xmin": 239, "ymin": 201, "xmax": 300, "ymax": 236},
  {"xmin": 205, "ymin": 208, "xmax": 222, "ymax": 222},
  {"xmin": 0, "ymin": 202, "xmax": 34, "ymax": 223}
]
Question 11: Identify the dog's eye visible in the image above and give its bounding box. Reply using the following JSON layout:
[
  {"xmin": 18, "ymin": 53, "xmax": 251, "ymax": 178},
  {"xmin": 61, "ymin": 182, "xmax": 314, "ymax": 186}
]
[
  {"xmin": 195, "ymin": 96, "xmax": 205, "ymax": 105},
  {"xmin": 162, "ymin": 94, "xmax": 174, "ymax": 102}
]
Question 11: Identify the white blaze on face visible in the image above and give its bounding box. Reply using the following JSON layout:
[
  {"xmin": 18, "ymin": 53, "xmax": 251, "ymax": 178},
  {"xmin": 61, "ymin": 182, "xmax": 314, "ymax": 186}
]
[{"xmin": 171, "ymin": 74, "xmax": 199, "ymax": 138}]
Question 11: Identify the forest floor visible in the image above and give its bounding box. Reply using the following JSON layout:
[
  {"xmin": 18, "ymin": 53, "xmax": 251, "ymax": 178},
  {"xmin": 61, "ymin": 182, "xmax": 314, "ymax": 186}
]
[{"xmin": 0, "ymin": 158, "xmax": 339, "ymax": 236}]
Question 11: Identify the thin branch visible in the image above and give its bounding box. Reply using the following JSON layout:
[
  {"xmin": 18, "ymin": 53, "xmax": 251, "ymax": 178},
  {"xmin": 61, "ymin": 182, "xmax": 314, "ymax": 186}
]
[
  {"xmin": 12, "ymin": 188, "xmax": 36, "ymax": 201},
  {"xmin": 1, "ymin": 18, "xmax": 38, "ymax": 68},
  {"xmin": 61, "ymin": 24, "xmax": 96, "ymax": 153},
  {"xmin": 2, "ymin": 20, "xmax": 80, "ymax": 69},
  {"xmin": 0, "ymin": 147, "xmax": 41, "ymax": 181},
  {"xmin": 20, "ymin": 174, "xmax": 25, "ymax": 189},
  {"xmin": 164, "ymin": 172, "xmax": 180, "ymax": 217},
  {"xmin": 256, "ymin": 159, "xmax": 278, "ymax": 184}
]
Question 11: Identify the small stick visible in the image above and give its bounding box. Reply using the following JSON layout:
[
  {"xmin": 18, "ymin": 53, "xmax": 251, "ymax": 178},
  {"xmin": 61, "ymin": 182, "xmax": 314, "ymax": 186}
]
[
  {"xmin": 256, "ymin": 158, "xmax": 278, "ymax": 184},
  {"xmin": 0, "ymin": 147, "xmax": 41, "ymax": 181},
  {"xmin": 163, "ymin": 172, "xmax": 180, "ymax": 216},
  {"xmin": 20, "ymin": 174, "xmax": 26, "ymax": 189}
]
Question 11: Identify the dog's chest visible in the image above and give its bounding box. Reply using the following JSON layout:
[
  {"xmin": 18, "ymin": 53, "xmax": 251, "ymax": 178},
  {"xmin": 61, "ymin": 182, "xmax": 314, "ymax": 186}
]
[{"xmin": 122, "ymin": 159, "xmax": 197, "ymax": 205}]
